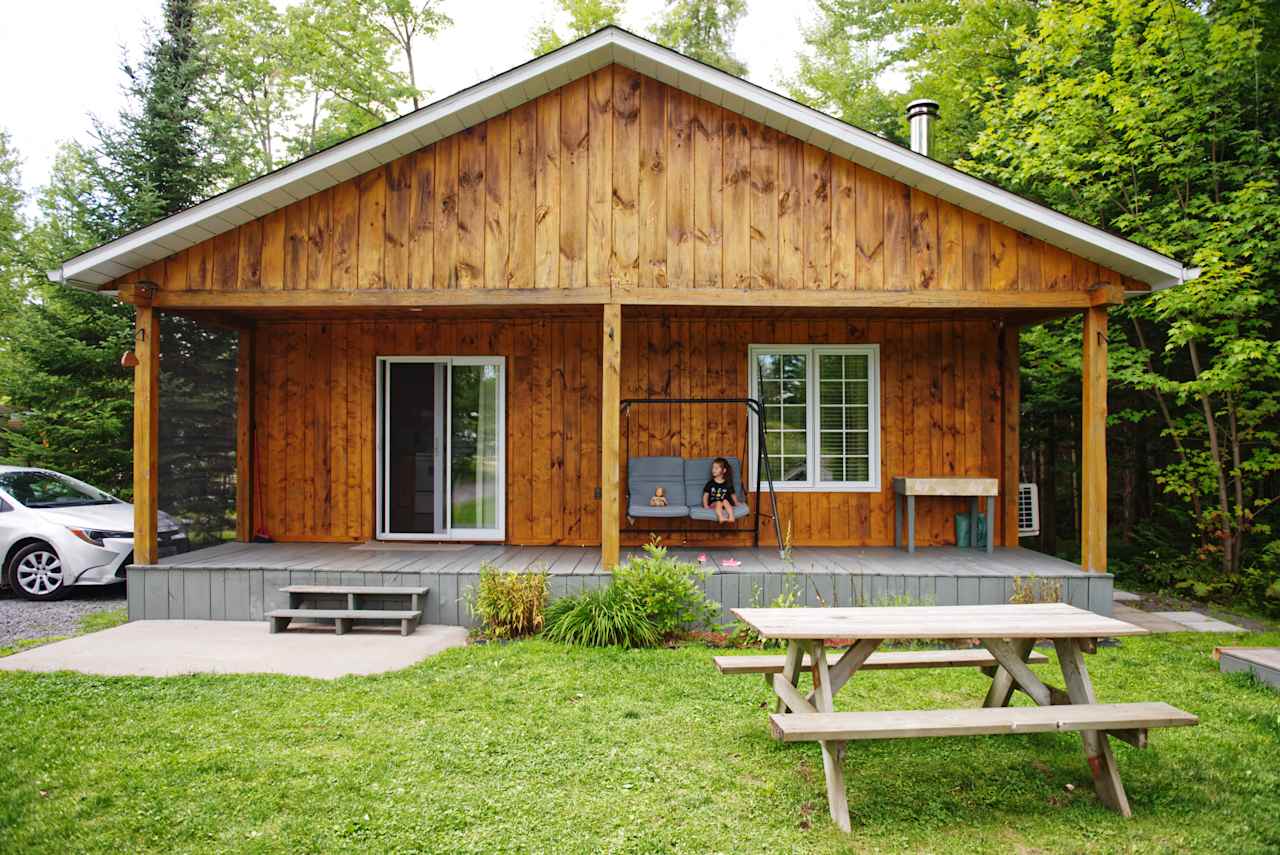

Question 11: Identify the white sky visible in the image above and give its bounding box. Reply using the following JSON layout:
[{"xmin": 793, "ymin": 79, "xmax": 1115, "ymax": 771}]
[{"xmin": 0, "ymin": 0, "xmax": 822, "ymax": 198}]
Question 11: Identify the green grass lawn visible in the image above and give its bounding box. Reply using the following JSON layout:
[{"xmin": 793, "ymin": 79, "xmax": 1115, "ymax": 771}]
[{"xmin": 1, "ymin": 631, "xmax": 1278, "ymax": 854}]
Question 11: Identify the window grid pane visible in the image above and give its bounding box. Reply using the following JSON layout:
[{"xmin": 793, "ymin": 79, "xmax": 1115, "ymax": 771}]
[
  {"xmin": 758, "ymin": 353, "xmax": 808, "ymax": 482},
  {"xmin": 756, "ymin": 348, "xmax": 872, "ymax": 488},
  {"xmin": 816, "ymin": 349, "xmax": 872, "ymax": 486}
]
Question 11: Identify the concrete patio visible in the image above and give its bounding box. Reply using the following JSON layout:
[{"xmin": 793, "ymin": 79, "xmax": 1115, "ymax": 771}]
[{"xmin": 0, "ymin": 619, "xmax": 467, "ymax": 679}]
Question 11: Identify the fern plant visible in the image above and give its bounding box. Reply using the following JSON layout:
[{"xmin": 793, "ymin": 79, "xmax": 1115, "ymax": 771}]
[{"xmin": 542, "ymin": 584, "xmax": 659, "ymax": 648}]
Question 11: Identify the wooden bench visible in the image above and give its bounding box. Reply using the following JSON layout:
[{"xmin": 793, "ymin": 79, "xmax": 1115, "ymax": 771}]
[
  {"xmin": 268, "ymin": 608, "xmax": 422, "ymax": 637},
  {"xmin": 714, "ymin": 648, "xmax": 1049, "ymax": 675},
  {"xmin": 770, "ymin": 701, "xmax": 1198, "ymax": 742}
]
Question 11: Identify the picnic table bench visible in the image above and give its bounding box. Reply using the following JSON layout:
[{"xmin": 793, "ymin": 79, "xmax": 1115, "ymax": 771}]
[{"xmin": 724, "ymin": 603, "xmax": 1198, "ymax": 832}]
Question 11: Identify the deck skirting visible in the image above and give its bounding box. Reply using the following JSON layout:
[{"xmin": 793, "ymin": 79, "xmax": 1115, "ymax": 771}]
[{"xmin": 127, "ymin": 545, "xmax": 1113, "ymax": 627}]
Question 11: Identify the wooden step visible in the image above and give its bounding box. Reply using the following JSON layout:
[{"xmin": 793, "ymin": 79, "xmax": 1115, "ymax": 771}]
[
  {"xmin": 282, "ymin": 585, "xmax": 428, "ymax": 596},
  {"xmin": 715, "ymin": 648, "xmax": 1049, "ymax": 675},
  {"xmin": 769, "ymin": 702, "xmax": 1198, "ymax": 743},
  {"xmin": 283, "ymin": 585, "xmax": 429, "ymax": 612},
  {"xmin": 267, "ymin": 608, "xmax": 422, "ymax": 637}
]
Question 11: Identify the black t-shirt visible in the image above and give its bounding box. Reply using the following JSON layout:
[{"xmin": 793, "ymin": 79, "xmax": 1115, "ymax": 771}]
[{"xmin": 703, "ymin": 479, "xmax": 734, "ymax": 503}]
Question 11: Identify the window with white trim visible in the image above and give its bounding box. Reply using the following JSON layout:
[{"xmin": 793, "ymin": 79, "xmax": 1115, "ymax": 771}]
[{"xmin": 749, "ymin": 345, "xmax": 881, "ymax": 492}]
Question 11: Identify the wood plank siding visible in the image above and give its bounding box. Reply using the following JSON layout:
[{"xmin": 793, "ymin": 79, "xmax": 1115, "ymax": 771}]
[
  {"xmin": 117, "ymin": 65, "xmax": 1139, "ymax": 297},
  {"xmin": 111, "ymin": 63, "xmax": 1122, "ymax": 554},
  {"xmin": 250, "ymin": 313, "xmax": 1014, "ymax": 549},
  {"xmin": 250, "ymin": 317, "xmax": 602, "ymax": 545}
]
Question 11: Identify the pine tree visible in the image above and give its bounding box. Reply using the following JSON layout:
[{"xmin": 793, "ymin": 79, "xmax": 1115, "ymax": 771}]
[
  {"xmin": 1, "ymin": 0, "xmax": 236, "ymax": 522},
  {"xmin": 90, "ymin": 0, "xmax": 229, "ymax": 228},
  {"xmin": 0, "ymin": 145, "xmax": 137, "ymax": 493}
]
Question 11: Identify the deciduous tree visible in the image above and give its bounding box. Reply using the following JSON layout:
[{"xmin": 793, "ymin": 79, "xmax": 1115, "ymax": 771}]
[
  {"xmin": 531, "ymin": 0, "xmax": 625, "ymax": 56},
  {"xmin": 650, "ymin": 0, "xmax": 748, "ymax": 76}
]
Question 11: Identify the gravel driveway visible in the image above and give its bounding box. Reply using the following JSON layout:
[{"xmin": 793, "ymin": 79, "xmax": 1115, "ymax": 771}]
[{"xmin": 0, "ymin": 585, "xmax": 127, "ymax": 648}]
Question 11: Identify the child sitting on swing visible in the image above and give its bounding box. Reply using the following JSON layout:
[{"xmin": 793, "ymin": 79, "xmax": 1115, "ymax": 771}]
[{"xmin": 702, "ymin": 457, "xmax": 739, "ymax": 525}]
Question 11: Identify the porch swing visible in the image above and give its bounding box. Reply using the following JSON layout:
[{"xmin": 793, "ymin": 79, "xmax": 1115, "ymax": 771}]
[{"xmin": 621, "ymin": 397, "xmax": 785, "ymax": 557}]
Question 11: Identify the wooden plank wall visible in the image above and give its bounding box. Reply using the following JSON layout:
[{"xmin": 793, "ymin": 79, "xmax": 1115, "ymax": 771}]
[
  {"xmin": 621, "ymin": 315, "xmax": 1012, "ymax": 548},
  {"xmin": 251, "ymin": 317, "xmax": 601, "ymax": 545},
  {"xmin": 250, "ymin": 313, "xmax": 1011, "ymax": 548},
  {"xmin": 121, "ymin": 65, "xmax": 1139, "ymax": 296}
]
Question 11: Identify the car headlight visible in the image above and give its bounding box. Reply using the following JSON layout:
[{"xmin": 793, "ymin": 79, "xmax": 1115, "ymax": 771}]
[{"xmin": 68, "ymin": 528, "xmax": 132, "ymax": 547}]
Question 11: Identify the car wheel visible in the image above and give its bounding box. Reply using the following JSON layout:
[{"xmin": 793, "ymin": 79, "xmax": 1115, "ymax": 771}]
[{"xmin": 7, "ymin": 543, "xmax": 70, "ymax": 601}]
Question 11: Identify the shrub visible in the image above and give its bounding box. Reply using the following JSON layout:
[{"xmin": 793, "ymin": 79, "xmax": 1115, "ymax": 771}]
[
  {"xmin": 1009, "ymin": 575, "xmax": 1063, "ymax": 605},
  {"xmin": 612, "ymin": 540, "xmax": 719, "ymax": 638},
  {"xmin": 468, "ymin": 565, "xmax": 549, "ymax": 639},
  {"xmin": 542, "ymin": 584, "xmax": 659, "ymax": 648},
  {"xmin": 729, "ymin": 578, "xmax": 802, "ymax": 649}
]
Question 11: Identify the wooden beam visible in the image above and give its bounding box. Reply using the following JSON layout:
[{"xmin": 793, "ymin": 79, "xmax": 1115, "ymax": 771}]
[
  {"xmin": 1081, "ymin": 305, "xmax": 1108, "ymax": 572},
  {"xmin": 132, "ymin": 305, "xmax": 160, "ymax": 565},
  {"xmin": 1089, "ymin": 283, "xmax": 1126, "ymax": 306},
  {"xmin": 1001, "ymin": 324, "xmax": 1021, "ymax": 546},
  {"xmin": 235, "ymin": 327, "xmax": 254, "ymax": 543},
  {"xmin": 601, "ymin": 303, "xmax": 622, "ymax": 571},
  {"xmin": 118, "ymin": 284, "xmax": 614, "ymax": 309},
  {"xmin": 117, "ymin": 282, "xmax": 1123, "ymax": 315},
  {"xmin": 614, "ymin": 286, "xmax": 1116, "ymax": 311}
]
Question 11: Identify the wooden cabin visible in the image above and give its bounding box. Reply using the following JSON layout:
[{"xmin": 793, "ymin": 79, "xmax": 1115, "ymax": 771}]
[{"xmin": 50, "ymin": 28, "xmax": 1195, "ymax": 587}]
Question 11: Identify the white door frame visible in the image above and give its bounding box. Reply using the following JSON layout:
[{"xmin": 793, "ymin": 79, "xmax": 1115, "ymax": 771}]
[{"xmin": 376, "ymin": 355, "xmax": 506, "ymax": 541}]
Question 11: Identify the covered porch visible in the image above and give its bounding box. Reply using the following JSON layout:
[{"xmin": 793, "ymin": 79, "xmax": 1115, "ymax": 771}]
[{"xmin": 128, "ymin": 541, "xmax": 1113, "ymax": 627}]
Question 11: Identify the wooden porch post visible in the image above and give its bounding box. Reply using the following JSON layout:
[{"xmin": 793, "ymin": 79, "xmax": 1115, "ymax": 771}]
[
  {"xmin": 601, "ymin": 303, "xmax": 622, "ymax": 571},
  {"xmin": 132, "ymin": 304, "xmax": 160, "ymax": 565},
  {"xmin": 1001, "ymin": 324, "xmax": 1021, "ymax": 547},
  {"xmin": 235, "ymin": 327, "xmax": 254, "ymax": 543},
  {"xmin": 1081, "ymin": 306, "xmax": 1108, "ymax": 572}
]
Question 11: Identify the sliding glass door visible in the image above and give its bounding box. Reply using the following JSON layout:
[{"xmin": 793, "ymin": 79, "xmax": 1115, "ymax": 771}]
[{"xmin": 377, "ymin": 357, "xmax": 505, "ymax": 540}]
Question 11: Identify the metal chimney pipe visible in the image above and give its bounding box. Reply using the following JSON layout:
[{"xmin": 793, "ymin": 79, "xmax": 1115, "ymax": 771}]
[{"xmin": 906, "ymin": 99, "xmax": 940, "ymax": 157}]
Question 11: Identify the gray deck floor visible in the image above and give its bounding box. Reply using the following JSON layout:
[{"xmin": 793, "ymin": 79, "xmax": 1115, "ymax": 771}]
[{"xmin": 157, "ymin": 541, "xmax": 1090, "ymax": 577}]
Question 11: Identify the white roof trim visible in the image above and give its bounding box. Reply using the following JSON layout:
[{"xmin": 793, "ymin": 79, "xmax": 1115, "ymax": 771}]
[{"xmin": 48, "ymin": 27, "xmax": 1196, "ymax": 293}]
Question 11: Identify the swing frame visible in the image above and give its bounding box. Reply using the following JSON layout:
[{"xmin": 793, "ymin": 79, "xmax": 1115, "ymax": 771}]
[{"xmin": 620, "ymin": 397, "xmax": 785, "ymax": 557}]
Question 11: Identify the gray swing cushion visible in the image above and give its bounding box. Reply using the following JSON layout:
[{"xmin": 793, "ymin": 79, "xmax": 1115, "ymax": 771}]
[
  {"xmin": 627, "ymin": 456, "xmax": 691, "ymax": 517},
  {"xmin": 684, "ymin": 456, "xmax": 751, "ymax": 521}
]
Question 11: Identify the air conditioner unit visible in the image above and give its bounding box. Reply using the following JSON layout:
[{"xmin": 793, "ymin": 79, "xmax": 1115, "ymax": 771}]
[{"xmin": 1017, "ymin": 483, "xmax": 1040, "ymax": 538}]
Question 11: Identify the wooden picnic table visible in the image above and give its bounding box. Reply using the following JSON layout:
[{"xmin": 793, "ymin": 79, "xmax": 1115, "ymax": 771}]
[{"xmin": 728, "ymin": 603, "xmax": 1198, "ymax": 831}]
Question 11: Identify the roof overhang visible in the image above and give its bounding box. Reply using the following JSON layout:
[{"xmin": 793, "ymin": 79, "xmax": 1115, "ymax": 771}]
[{"xmin": 48, "ymin": 26, "xmax": 1197, "ymax": 294}]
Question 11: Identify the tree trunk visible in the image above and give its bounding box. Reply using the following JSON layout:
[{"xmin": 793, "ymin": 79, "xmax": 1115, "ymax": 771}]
[
  {"xmin": 404, "ymin": 40, "xmax": 419, "ymax": 110},
  {"xmin": 1070, "ymin": 438, "xmax": 1080, "ymax": 548},
  {"xmin": 1131, "ymin": 316, "xmax": 1202, "ymax": 528},
  {"xmin": 1225, "ymin": 393, "xmax": 1246, "ymax": 575},
  {"xmin": 1187, "ymin": 340, "xmax": 1233, "ymax": 574},
  {"xmin": 1120, "ymin": 439, "xmax": 1135, "ymax": 544},
  {"xmin": 1041, "ymin": 430, "xmax": 1058, "ymax": 554}
]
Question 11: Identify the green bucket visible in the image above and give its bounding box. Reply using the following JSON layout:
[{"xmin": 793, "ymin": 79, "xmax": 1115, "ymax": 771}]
[{"xmin": 955, "ymin": 512, "xmax": 987, "ymax": 548}]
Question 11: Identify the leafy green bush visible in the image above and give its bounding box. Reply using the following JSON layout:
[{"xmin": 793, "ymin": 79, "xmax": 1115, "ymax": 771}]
[
  {"xmin": 542, "ymin": 584, "xmax": 659, "ymax": 648},
  {"xmin": 612, "ymin": 540, "xmax": 719, "ymax": 638},
  {"xmin": 729, "ymin": 578, "xmax": 802, "ymax": 648},
  {"xmin": 467, "ymin": 565, "xmax": 549, "ymax": 639}
]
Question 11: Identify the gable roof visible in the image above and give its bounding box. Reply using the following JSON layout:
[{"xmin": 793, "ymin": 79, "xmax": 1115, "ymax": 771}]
[{"xmin": 49, "ymin": 26, "xmax": 1196, "ymax": 293}]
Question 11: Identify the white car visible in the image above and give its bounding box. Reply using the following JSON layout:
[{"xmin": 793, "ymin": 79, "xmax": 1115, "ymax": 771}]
[{"xmin": 0, "ymin": 466, "xmax": 187, "ymax": 600}]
